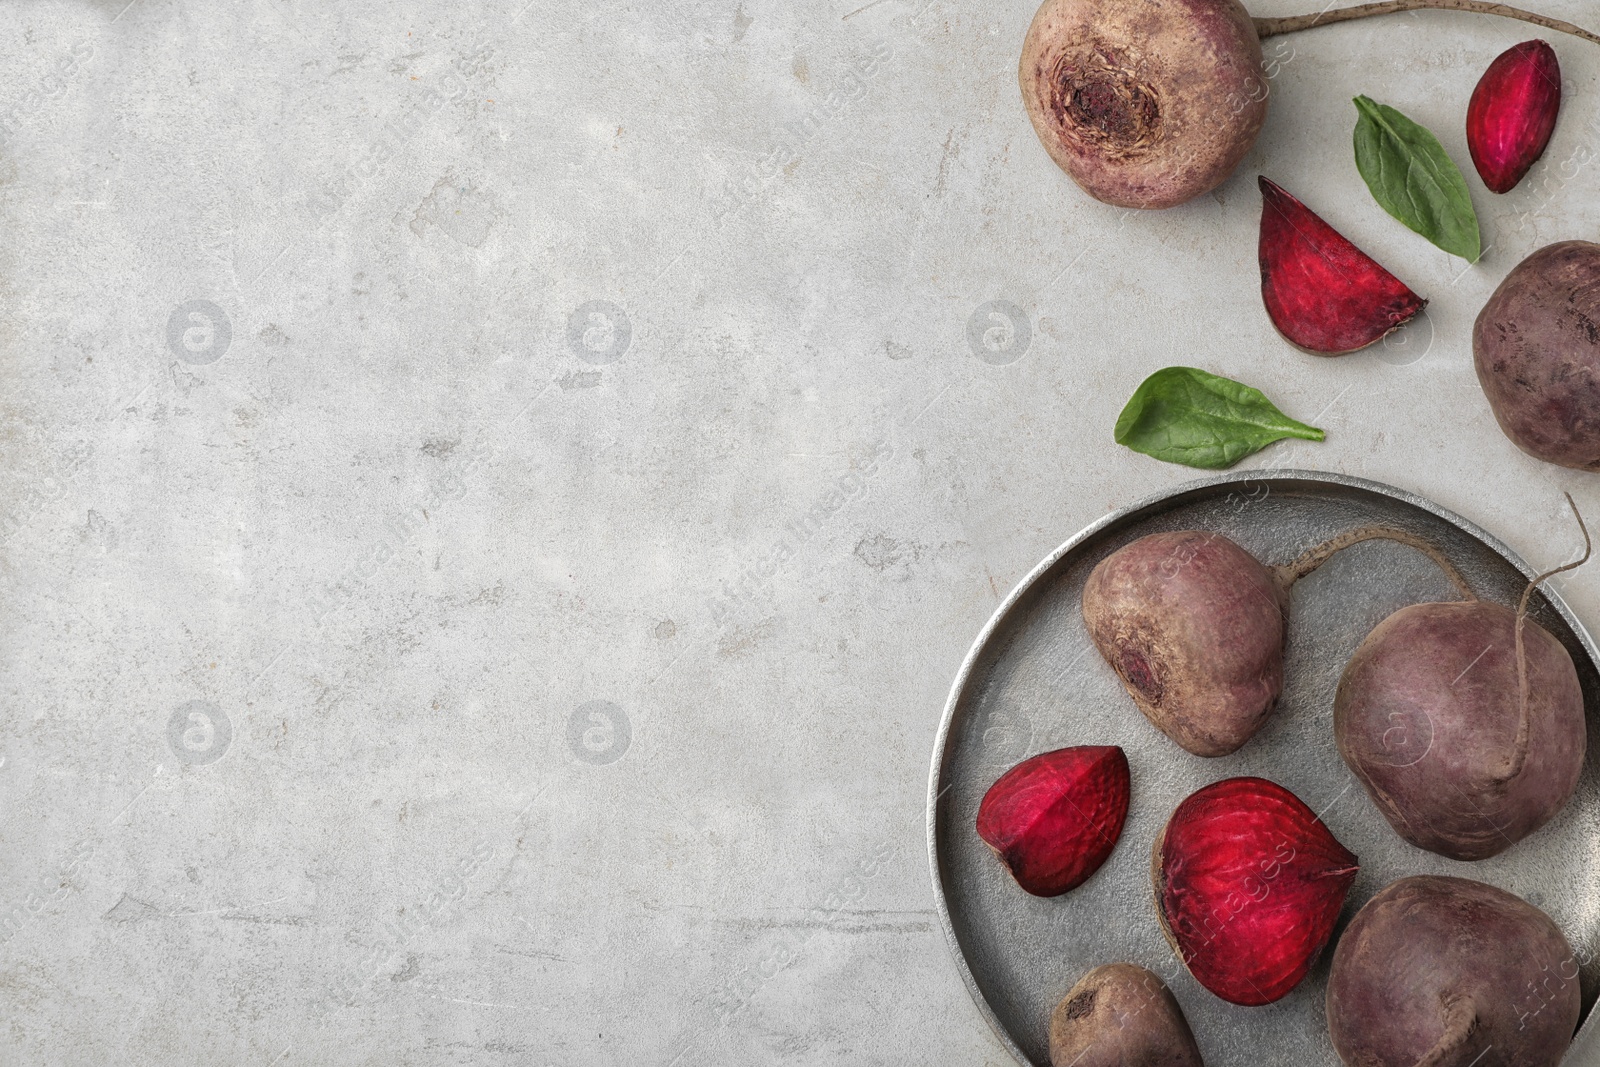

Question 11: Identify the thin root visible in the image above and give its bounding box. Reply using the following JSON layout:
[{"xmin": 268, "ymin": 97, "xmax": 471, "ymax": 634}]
[
  {"xmin": 1274, "ymin": 525, "xmax": 1476, "ymax": 601},
  {"xmin": 1505, "ymin": 493, "xmax": 1592, "ymax": 784},
  {"xmin": 1255, "ymin": 0, "xmax": 1600, "ymax": 47}
]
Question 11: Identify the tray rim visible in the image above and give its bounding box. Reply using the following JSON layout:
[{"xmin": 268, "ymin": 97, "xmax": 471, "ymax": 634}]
[{"xmin": 926, "ymin": 468, "xmax": 1600, "ymax": 1067}]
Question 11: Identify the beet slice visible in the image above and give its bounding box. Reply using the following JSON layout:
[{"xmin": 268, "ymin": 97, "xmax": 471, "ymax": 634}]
[
  {"xmin": 1468, "ymin": 40, "xmax": 1561, "ymax": 194},
  {"xmin": 977, "ymin": 746, "xmax": 1130, "ymax": 897},
  {"xmin": 1153, "ymin": 776, "xmax": 1358, "ymax": 1006},
  {"xmin": 1258, "ymin": 176, "xmax": 1427, "ymax": 355}
]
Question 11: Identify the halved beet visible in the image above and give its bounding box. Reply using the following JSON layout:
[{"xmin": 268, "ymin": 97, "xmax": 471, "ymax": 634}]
[
  {"xmin": 977, "ymin": 746, "xmax": 1130, "ymax": 896},
  {"xmin": 1468, "ymin": 40, "xmax": 1561, "ymax": 194},
  {"xmin": 1258, "ymin": 176, "xmax": 1427, "ymax": 355},
  {"xmin": 1153, "ymin": 776, "xmax": 1359, "ymax": 1006}
]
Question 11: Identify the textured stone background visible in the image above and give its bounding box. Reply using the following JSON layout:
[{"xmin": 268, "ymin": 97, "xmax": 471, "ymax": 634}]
[{"xmin": 1, "ymin": 1, "xmax": 1598, "ymax": 1064}]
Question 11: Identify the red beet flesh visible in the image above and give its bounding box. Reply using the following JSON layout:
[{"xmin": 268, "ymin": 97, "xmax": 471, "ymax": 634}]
[
  {"xmin": 1468, "ymin": 40, "xmax": 1561, "ymax": 194},
  {"xmin": 1258, "ymin": 176, "xmax": 1427, "ymax": 355},
  {"xmin": 1153, "ymin": 776, "xmax": 1359, "ymax": 1006},
  {"xmin": 977, "ymin": 746, "xmax": 1131, "ymax": 897}
]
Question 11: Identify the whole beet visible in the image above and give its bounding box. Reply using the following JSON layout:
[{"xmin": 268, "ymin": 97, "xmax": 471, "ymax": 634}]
[
  {"xmin": 1327, "ymin": 875, "xmax": 1580, "ymax": 1067},
  {"xmin": 1474, "ymin": 241, "xmax": 1600, "ymax": 470},
  {"xmin": 1049, "ymin": 963, "xmax": 1204, "ymax": 1067},
  {"xmin": 1083, "ymin": 531, "xmax": 1287, "ymax": 757},
  {"xmin": 1335, "ymin": 600, "xmax": 1585, "ymax": 860},
  {"xmin": 1019, "ymin": 0, "xmax": 1268, "ymax": 209}
]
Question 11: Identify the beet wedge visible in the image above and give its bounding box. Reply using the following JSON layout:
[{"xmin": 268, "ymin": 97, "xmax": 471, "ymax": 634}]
[
  {"xmin": 1468, "ymin": 40, "xmax": 1562, "ymax": 194},
  {"xmin": 977, "ymin": 746, "xmax": 1130, "ymax": 897},
  {"xmin": 1258, "ymin": 176, "xmax": 1427, "ymax": 355}
]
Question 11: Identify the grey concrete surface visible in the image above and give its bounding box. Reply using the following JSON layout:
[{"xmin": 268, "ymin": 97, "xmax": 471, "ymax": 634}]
[{"xmin": 2, "ymin": 0, "xmax": 1599, "ymax": 1064}]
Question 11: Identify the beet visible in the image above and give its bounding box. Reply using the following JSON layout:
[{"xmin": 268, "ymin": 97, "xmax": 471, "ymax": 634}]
[
  {"xmin": 1468, "ymin": 40, "xmax": 1562, "ymax": 194},
  {"xmin": 1335, "ymin": 600, "xmax": 1585, "ymax": 860},
  {"xmin": 1336, "ymin": 496, "xmax": 1590, "ymax": 860},
  {"xmin": 1019, "ymin": 0, "xmax": 1267, "ymax": 209},
  {"xmin": 976, "ymin": 746, "xmax": 1131, "ymax": 896},
  {"xmin": 1083, "ymin": 531, "xmax": 1286, "ymax": 756},
  {"xmin": 1048, "ymin": 963, "xmax": 1203, "ymax": 1067},
  {"xmin": 1327, "ymin": 875, "xmax": 1580, "ymax": 1067},
  {"xmin": 1084, "ymin": 527, "xmax": 1473, "ymax": 757},
  {"xmin": 1258, "ymin": 177, "xmax": 1427, "ymax": 355},
  {"xmin": 1153, "ymin": 777, "xmax": 1358, "ymax": 1007},
  {"xmin": 1474, "ymin": 241, "xmax": 1600, "ymax": 470}
]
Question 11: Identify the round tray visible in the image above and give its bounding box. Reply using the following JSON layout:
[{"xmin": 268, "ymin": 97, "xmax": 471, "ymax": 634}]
[{"xmin": 928, "ymin": 470, "xmax": 1600, "ymax": 1067}]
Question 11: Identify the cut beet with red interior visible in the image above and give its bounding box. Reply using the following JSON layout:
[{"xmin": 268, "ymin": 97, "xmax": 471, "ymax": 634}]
[
  {"xmin": 977, "ymin": 745, "xmax": 1130, "ymax": 897},
  {"xmin": 1469, "ymin": 40, "xmax": 1561, "ymax": 194},
  {"xmin": 1258, "ymin": 176, "xmax": 1427, "ymax": 356},
  {"xmin": 1154, "ymin": 776, "xmax": 1359, "ymax": 1006}
]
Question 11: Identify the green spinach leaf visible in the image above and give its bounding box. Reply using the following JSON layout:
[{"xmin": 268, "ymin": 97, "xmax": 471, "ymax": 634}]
[
  {"xmin": 1353, "ymin": 95, "xmax": 1482, "ymax": 261},
  {"xmin": 1114, "ymin": 367, "xmax": 1325, "ymax": 469}
]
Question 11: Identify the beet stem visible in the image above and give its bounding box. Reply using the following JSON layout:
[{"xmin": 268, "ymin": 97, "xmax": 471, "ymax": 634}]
[
  {"xmin": 1505, "ymin": 493, "xmax": 1591, "ymax": 784},
  {"xmin": 1273, "ymin": 525, "xmax": 1476, "ymax": 601},
  {"xmin": 1255, "ymin": 1, "xmax": 1600, "ymax": 47}
]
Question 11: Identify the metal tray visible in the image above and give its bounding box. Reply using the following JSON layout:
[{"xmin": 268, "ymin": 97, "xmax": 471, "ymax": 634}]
[{"xmin": 928, "ymin": 471, "xmax": 1600, "ymax": 1067}]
